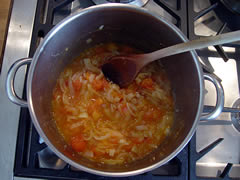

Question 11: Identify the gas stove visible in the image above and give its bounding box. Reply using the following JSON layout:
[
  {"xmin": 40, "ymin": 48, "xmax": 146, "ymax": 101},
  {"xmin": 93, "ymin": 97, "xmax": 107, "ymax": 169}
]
[{"xmin": 0, "ymin": 0, "xmax": 240, "ymax": 179}]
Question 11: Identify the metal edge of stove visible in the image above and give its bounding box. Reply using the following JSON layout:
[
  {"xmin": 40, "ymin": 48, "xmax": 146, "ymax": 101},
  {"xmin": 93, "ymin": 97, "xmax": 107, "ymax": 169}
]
[{"xmin": 0, "ymin": 0, "xmax": 37, "ymax": 180}]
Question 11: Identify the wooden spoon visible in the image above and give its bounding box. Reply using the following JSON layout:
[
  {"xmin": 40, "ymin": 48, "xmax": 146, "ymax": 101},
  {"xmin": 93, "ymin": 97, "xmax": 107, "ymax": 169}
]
[{"xmin": 102, "ymin": 30, "xmax": 240, "ymax": 88}]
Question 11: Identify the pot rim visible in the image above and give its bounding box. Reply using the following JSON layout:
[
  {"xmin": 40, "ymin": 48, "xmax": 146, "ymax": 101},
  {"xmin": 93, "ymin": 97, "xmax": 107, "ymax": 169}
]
[{"xmin": 27, "ymin": 3, "xmax": 204, "ymax": 177}]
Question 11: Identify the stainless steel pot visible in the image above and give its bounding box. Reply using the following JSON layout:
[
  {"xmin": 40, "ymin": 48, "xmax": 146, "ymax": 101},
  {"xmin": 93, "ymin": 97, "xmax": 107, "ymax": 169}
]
[{"xmin": 5, "ymin": 4, "xmax": 224, "ymax": 177}]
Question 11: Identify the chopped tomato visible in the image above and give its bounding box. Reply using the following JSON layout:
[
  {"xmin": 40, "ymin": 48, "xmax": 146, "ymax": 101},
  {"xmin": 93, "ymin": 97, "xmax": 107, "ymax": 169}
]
[
  {"xmin": 132, "ymin": 137, "xmax": 144, "ymax": 144},
  {"xmin": 71, "ymin": 135, "xmax": 86, "ymax": 152},
  {"xmin": 72, "ymin": 79, "xmax": 82, "ymax": 91},
  {"xmin": 141, "ymin": 78, "xmax": 154, "ymax": 90}
]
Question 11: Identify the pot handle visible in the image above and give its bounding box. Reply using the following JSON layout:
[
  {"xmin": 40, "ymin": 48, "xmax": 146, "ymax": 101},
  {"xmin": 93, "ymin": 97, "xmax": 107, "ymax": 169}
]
[
  {"xmin": 200, "ymin": 73, "xmax": 224, "ymax": 120},
  {"xmin": 5, "ymin": 58, "xmax": 32, "ymax": 107}
]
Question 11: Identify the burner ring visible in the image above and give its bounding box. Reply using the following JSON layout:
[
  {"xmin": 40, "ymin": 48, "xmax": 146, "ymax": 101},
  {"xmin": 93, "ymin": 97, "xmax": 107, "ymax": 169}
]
[
  {"xmin": 231, "ymin": 98, "xmax": 240, "ymax": 132},
  {"xmin": 92, "ymin": 0, "xmax": 149, "ymax": 7}
]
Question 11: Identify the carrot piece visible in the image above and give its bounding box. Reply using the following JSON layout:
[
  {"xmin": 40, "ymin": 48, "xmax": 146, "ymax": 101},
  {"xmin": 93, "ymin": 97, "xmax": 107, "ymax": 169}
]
[
  {"xmin": 91, "ymin": 147, "xmax": 104, "ymax": 157},
  {"xmin": 132, "ymin": 137, "xmax": 144, "ymax": 144},
  {"xmin": 144, "ymin": 137, "xmax": 152, "ymax": 144},
  {"xmin": 109, "ymin": 137, "xmax": 119, "ymax": 144},
  {"xmin": 141, "ymin": 78, "xmax": 154, "ymax": 90},
  {"xmin": 143, "ymin": 111, "xmax": 154, "ymax": 120},
  {"xmin": 72, "ymin": 79, "xmax": 82, "ymax": 91},
  {"xmin": 65, "ymin": 79, "xmax": 68, "ymax": 87},
  {"xmin": 123, "ymin": 144, "xmax": 133, "ymax": 152},
  {"xmin": 121, "ymin": 104, "xmax": 128, "ymax": 114},
  {"xmin": 92, "ymin": 79, "xmax": 104, "ymax": 91},
  {"xmin": 85, "ymin": 72, "xmax": 91, "ymax": 80},
  {"xmin": 102, "ymin": 78, "xmax": 109, "ymax": 88},
  {"xmin": 71, "ymin": 135, "xmax": 86, "ymax": 152}
]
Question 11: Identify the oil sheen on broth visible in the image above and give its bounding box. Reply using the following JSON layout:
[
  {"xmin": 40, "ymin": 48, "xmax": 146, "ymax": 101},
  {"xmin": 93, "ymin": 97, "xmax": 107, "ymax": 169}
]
[{"xmin": 52, "ymin": 43, "xmax": 174, "ymax": 165}]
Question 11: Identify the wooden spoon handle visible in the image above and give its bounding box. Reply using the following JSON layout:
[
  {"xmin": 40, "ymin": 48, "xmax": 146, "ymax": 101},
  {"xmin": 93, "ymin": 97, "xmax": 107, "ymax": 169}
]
[{"xmin": 145, "ymin": 30, "xmax": 240, "ymax": 63}]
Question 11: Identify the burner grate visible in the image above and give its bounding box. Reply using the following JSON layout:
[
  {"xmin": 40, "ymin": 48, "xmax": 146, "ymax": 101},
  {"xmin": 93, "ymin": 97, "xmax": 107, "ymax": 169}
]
[{"xmin": 189, "ymin": 134, "xmax": 235, "ymax": 179}]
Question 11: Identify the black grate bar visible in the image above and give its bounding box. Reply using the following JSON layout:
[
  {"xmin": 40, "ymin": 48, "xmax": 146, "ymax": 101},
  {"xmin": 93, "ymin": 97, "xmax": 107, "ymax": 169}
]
[
  {"xmin": 214, "ymin": 45, "xmax": 229, "ymax": 62},
  {"xmin": 154, "ymin": 0, "xmax": 180, "ymax": 20},
  {"xmin": 54, "ymin": 0, "xmax": 74, "ymax": 11},
  {"xmin": 197, "ymin": 138, "xmax": 224, "ymax": 160},
  {"xmin": 219, "ymin": 163, "xmax": 233, "ymax": 178},
  {"xmin": 214, "ymin": 23, "xmax": 229, "ymax": 62},
  {"xmin": 154, "ymin": 0, "xmax": 187, "ymax": 35},
  {"xmin": 194, "ymin": 2, "xmax": 218, "ymax": 21}
]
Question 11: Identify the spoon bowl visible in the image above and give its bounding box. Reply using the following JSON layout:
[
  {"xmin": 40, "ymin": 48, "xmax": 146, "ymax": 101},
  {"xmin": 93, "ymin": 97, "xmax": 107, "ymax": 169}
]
[{"xmin": 102, "ymin": 30, "xmax": 240, "ymax": 87}]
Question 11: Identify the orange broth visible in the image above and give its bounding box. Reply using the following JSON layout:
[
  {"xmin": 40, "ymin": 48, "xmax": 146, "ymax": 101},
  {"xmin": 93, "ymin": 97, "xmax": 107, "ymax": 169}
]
[{"xmin": 52, "ymin": 43, "xmax": 174, "ymax": 165}]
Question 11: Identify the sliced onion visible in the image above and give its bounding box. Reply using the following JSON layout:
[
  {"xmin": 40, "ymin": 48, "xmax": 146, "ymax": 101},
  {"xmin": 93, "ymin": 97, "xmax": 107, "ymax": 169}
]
[
  {"xmin": 59, "ymin": 78, "xmax": 66, "ymax": 92},
  {"xmin": 84, "ymin": 151, "xmax": 94, "ymax": 157},
  {"xmin": 68, "ymin": 76, "xmax": 75, "ymax": 97},
  {"xmin": 89, "ymin": 73, "xmax": 95, "ymax": 83},
  {"xmin": 96, "ymin": 72, "xmax": 103, "ymax": 80},
  {"xmin": 109, "ymin": 149, "xmax": 115, "ymax": 157},
  {"xmin": 70, "ymin": 121, "xmax": 84, "ymax": 129},
  {"xmin": 83, "ymin": 58, "xmax": 100, "ymax": 73},
  {"xmin": 83, "ymin": 130, "xmax": 92, "ymax": 141},
  {"xmin": 93, "ymin": 133, "xmax": 111, "ymax": 140},
  {"xmin": 78, "ymin": 112, "xmax": 88, "ymax": 118},
  {"xmin": 136, "ymin": 125, "xmax": 147, "ymax": 131},
  {"xmin": 126, "ymin": 103, "xmax": 136, "ymax": 117}
]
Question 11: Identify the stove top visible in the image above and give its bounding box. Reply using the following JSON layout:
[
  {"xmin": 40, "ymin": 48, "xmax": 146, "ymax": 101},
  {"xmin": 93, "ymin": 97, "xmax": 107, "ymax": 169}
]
[{"xmin": 0, "ymin": 0, "xmax": 240, "ymax": 179}]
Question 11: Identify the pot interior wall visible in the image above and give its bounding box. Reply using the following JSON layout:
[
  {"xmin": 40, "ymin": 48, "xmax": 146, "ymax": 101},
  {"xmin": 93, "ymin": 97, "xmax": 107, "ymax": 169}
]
[{"xmin": 30, "ymin": 6, "xmax": 201, "ymax": 172}]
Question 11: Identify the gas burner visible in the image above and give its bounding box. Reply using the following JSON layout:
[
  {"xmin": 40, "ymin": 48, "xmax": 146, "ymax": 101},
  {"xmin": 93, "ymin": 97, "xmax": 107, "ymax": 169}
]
[
  {"xmin": 92, "ymin": 0, "xmax": 149, "ymax": 7},
  {"xmin": 231, "ymin": 98, "xmax": 240, "ymax": 132}
]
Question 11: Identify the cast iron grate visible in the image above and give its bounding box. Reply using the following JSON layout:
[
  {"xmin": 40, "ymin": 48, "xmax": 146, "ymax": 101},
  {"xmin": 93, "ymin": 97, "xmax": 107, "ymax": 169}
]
[
  {"xmin": 189, "ymin": 134, "xmax": 235, "ymax": 180},
  {"xmin": 154, "ymin": 0, "xmax": 188, "ymax": 35},
  {"xmin": 187, "ymin": 0, "xmax": 240, "ymax": 67}
]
